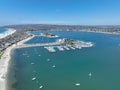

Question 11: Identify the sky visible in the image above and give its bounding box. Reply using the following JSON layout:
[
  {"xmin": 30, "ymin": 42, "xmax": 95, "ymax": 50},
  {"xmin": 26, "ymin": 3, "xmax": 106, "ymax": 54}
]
[{"xmin": 0, "ymin": 0, "xmax": 120, "ymax": 26}]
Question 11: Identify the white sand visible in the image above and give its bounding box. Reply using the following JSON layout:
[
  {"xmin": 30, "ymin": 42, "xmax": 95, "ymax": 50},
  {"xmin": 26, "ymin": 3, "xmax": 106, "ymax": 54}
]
[
  {"xmin": 0, "ymin": 35, "xmax": 34, "ymax": 90},
  {"xmin": 0, "ymin": 28, "xmax": 16, "ymax": 39}
]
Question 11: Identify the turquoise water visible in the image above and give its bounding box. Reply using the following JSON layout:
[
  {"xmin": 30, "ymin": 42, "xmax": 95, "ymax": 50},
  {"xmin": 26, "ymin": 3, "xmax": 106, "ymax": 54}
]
[
  {"xmin": 25, "ymin": 36, "xmax": 57, "ymax": 44},
  {"xmin": 8, "ymin": 30, "xmax": 120, "ymax": 90}
]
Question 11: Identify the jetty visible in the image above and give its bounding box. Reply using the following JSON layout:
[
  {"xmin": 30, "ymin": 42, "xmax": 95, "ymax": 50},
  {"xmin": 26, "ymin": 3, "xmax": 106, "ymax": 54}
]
[{"xmin": 16, "ymin": 42, "xmax": 60, "ymax": 48}]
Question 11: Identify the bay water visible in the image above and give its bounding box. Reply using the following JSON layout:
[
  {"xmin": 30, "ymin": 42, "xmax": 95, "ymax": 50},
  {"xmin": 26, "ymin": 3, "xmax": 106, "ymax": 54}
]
[{"xmin": 7, "ymin": 30, "xmax": 120, "ymax": 90}]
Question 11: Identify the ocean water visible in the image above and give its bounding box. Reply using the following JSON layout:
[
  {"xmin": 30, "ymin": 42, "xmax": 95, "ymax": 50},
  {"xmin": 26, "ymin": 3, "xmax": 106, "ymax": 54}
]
[
  {"xmin": 0, "ymin": 28, "xmax": 7, "ymax": 33},
  {"xmin": 7, "ymin": 30, "xmax": 120, "ymax": 90},
  {"xmin": 0, "ymin": 28, "xmax": 14, "ymax": 39}
]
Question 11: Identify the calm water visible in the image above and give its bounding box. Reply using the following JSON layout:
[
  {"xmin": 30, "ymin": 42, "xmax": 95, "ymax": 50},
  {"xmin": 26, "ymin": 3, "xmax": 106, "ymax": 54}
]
[{"xmin": 7, "ymin": 30, "xmax": 120, "ymax": 90}]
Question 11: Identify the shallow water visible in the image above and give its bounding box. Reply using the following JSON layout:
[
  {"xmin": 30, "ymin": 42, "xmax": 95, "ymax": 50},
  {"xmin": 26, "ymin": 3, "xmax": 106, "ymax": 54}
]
[{"xmin": 8, "ymin": 30, "xmax": 120, "ymax": 90}]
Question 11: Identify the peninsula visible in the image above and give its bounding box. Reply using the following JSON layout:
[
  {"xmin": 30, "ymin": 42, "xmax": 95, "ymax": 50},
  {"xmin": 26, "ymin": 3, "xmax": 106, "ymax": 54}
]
[
  {"xmin": 40, "ymin": 32, "xmax": 58, "ymax": 38},
  {"xmin": 1, "ymin": 24, "xmax": 120, "ymax": 52}
]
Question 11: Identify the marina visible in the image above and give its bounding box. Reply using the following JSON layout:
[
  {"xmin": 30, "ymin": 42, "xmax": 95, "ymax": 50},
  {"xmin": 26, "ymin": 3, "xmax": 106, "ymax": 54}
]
[{"xmin": 43, "ymin": 43, "xmax": 93, "ymax": 52}]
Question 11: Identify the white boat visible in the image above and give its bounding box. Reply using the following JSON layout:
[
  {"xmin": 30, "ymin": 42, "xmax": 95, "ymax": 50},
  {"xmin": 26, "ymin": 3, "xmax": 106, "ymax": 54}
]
[
  {"xmin": 70, "ymin": 46, "xmax": 75, "ymax": 50},
  {"xmin": 38, "ymin": 54, "xmax": 41, "ymax": 56},
  {"xmin": 39, "ymin": 85, "xmax": 43, "ymax": 89},
  {"xmin": 31, "ymin": 63, "xmax": 34, "ymax": 65},
  {"xmin": 88, "ymin": 72, "xmax": 92, "ymax": 77},
  {"xmin": 75, "ymin": 45, "xmax": 82, "ymax": 49},
  {"xmin": 56, "ymin": 46, "xmax": 64, "ymax": 51},
  {"xmin": 63, "ymin": 46, "xmax": 70, "ymax": 50},
  {"xmin": 47, "ymin": 58, "xmax": 50, "ymax": 61},
  {"xmin": 44, "ymin": 46, "xmax": 56, "ymax": 52},
  {"xmin": 32, "ymin": 77, "xmax": 36, "ymax": 81},
  {"xmin": 52, "ymin": 65, "xmax": 56, "ymax": 68},
  {"xmin": 75, "ymin": 83, "xmax": 80, "ymax": 86}
]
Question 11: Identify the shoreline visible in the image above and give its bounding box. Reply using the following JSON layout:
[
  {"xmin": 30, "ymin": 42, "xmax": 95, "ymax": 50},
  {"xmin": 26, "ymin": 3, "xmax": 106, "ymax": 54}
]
[
  {"xmin": 77, "ymin": 30, "xmax": 120, "ymax": 35},
  {"xmin": 44, "ymin": 29, "xmax": 120, "ymax": 35},
  {"xmin": 0, "ymin": 29, "xmax": 119, "ymax": 90},
  {"xmin": 0, "ymin": 35, "xmax": 34, "ymax": 90},
  {"xmin": 0, "ymin": 28, "xmax": 16, "ymax": 39},
  {"xmin": 19, "ymin": 29, "xmax": 120, "ymax": 35}
]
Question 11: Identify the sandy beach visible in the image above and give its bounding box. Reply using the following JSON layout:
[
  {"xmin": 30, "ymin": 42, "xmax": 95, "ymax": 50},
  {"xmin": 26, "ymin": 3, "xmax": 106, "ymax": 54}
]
[{"xmin": 0, "ymin": 35, "xmax": 34, "ymax": 90}]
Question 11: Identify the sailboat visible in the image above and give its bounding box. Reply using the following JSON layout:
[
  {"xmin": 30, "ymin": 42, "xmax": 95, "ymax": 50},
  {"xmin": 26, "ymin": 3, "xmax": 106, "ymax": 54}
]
[{"xmin": 88, "ymin": 72, "xmax": 92, "ymax": 77}]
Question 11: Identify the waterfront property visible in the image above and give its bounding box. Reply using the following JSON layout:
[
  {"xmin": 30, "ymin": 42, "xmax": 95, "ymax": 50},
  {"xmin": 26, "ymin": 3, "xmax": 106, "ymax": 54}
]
[{"xmin": 1, "ymin": 24, "xmax": 120, "ymax": 52}]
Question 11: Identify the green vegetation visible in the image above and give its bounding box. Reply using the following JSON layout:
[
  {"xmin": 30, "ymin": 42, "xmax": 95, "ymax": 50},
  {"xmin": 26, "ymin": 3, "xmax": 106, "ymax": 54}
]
[{"xmin": 0, "ymin": 51, "xmax": 4, "ymax": 59}]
